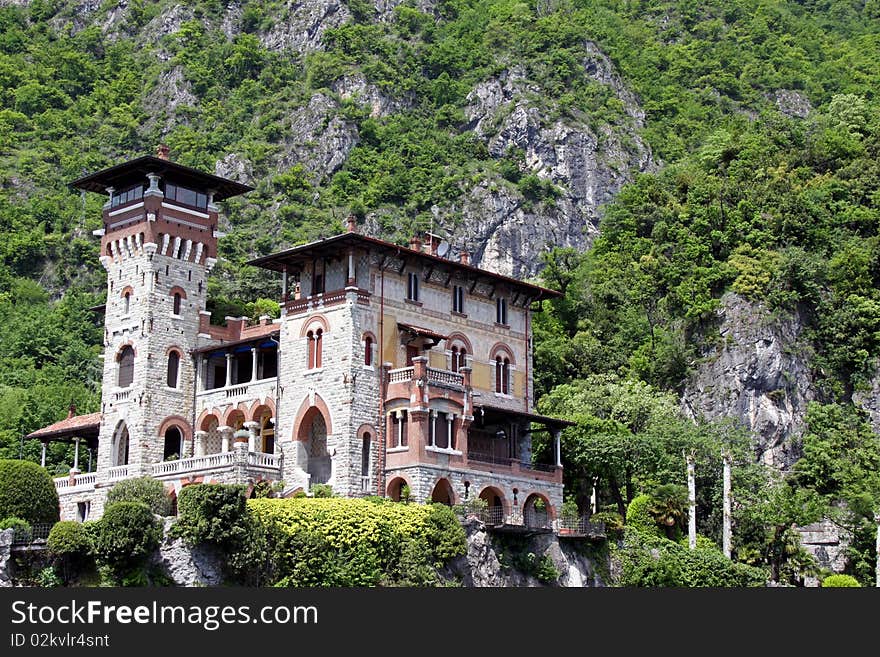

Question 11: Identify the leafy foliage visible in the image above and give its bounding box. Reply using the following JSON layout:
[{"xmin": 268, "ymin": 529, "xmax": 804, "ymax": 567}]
[
  {"xmin": 91, "ymin": 502, "xmax": 162, "ymax": 584},
  {"xmin": 0, "ymin": 459, "xmax": 59, "ymax": 524},
  {"xmin": 107, "ymin": 477, "xmax": 173, "ymax": 516},
  {"xmin": 820, "ymin": 573, "xmax": 860, "ymax": 587},
  {"xmin": 171, "ymin": 483, "xmax": 249, "ymax": 549},
  {"xmin": 47, "ymin": 520, "xmax": 95, "ymax": 584}
]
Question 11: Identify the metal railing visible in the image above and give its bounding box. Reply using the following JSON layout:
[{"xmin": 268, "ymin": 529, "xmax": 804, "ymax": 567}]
[
  {"xmin": 556, "ymin": 513, "xmax": 606, "ymax": 537},
  {"xmin": 467, "ymin": 452, "xmax": 558, "ymax": 474},
  {"xmin": 10, "ymin": 522, "xmax": 55, "ymax": 546},
  {"xmin": 524, "ymin": 507, "xmax": 551, "ymax": 529}
]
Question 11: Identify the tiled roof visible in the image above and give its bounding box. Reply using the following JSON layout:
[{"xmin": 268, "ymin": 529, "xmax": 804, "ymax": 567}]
[{"xmin": 26, "ymin": 412, "xmax": 102, "ymax": 441}]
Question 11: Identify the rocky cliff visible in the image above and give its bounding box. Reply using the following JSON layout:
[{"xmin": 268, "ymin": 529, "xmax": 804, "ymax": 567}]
[{"xmin": 681, "ymin": 293, "xmax": 816, "ymax": 469}]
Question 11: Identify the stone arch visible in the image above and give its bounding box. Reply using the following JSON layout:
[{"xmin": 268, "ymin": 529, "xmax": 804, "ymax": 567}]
[
  {"xmin": 362, "ymin": 331, "xmax": 376, "ymax": 366},
  {"xmin": 111, "ymin": 420, "xmax": 130, "ymax": 467},
  {"xmin": 299, "ymin": 313, "xmax": 330, "ymax": 337},
  {"xmin": 292, "ymin": 394, "xmax": 333, "ymax": 440},
  {"xmin": 224, "ymin": 407, "xmax": 246, "ymax": 430},
  {"xmin": 387, "ymin": 476, "xmax": 411, "ymax": 502},
  {"xmin": 298, "ymin": 406, "xmax": 330, "ymax": 485},
  {"xmin": 430, "ymin": 478, "xmax": 456, "ymax": 506},
  {"xmin": 478, "ymin": 486, "xmax": 509, "ymax": 515},
  {"xmin": 168, "ymin": 285, "xmax": 188, "ymax": 300},
  {"xmin": 200, "ymin": 414, "xmax": 222, "ymax": 454},
  {"xmin": 251, "ymin": 403, "xmax": 276, "ymax": 454},
  {"xmin": 158, "ymin": 415, "xmax": 192, "ymax": 442},
  {"xmin": 523, "ymin": 492, "xmax": 555, "ymax": 528},
  {"xmin": 247, "ymin": 398, "xmax": 276, "ymax": 422},
  {"xmin": 198, "ymin": 411, "xmax": 221, "ymax": 431},
  {"xmin": 488, "ymin": 342, "xmax": 516, "ymax": 365}
]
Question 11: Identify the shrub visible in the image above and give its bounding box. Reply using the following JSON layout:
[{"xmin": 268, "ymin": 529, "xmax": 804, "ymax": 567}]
[
  {"xmin": 171, "ymin": 484, "xmax": 248, "ymax": 549},
  {"xmin": 0, "ymin": 516, "xmax": 32, "ymax": 541},
  {"xmin": 625, "ymin": 494, "xmax": 660, "ymax": 536},
  {"xmin": 47, "ymin": 521, "xmax": 94, "ymax": 584},
  {"xmin": 107, "ymin": 477, "xmax": 173, "ymax": 516},
  {"xmin": 0, "ymin": 459, "xmax": 60, "ymax": 524},
  {"xmin": 616, "ymin": 528, "xmax": 766, "ymax": 587},
  {"xmin": 310, "ymin": 483, "xmax": 334, "ymax": 498},
  {"xmin": 91, "ymin": 502, "xmax": 161, "ymax": 583},
  {"xmin": 249, "ymin": 497, "xmax": 467, "ymax": 587},
  {"xmin": 821, "ymin": 574, "xmax": 861, "ymax": 587}
]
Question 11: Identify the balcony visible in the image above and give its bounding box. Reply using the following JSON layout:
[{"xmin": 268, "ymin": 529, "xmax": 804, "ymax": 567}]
[
  {"xmin": 284, "ymin": 288, "xmax": 370, "ymax": 315},
  {"xmin": 467, "ymin": 451, "xmax": 559, "ymax": 476},
  {"xmin": 386, "ymin": 366, "xmax": 464, "ymax": 388},
  {"xmin": 53, "ymin": 472, "xmax": 97, "ymax": 492},
  {"xmin": 152, "ymin": 451, "xmax": 235, "ymax": 477},
  {"xmin": 197, "ymin": 378, "xmax": 276, "ymax": 412}
]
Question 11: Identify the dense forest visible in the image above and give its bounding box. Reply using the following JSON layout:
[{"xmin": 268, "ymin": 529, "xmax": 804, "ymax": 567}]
[{"xmin": 1, "ymin": 0, "xmax": 880, "ymax": 584}]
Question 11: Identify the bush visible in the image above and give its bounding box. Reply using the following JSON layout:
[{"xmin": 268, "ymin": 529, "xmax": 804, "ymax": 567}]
[
  {"xmin": 310, "ymin": 483, "xmax": 334, "ymax": 498},
  {"xmin": 107, "ymin": 477, "xmax": 173, "ymax": 516},
  {"xmin": 91, "ymin": 502, "xmax": 161, "ymax": 583},
  {"xmin": 47, "ymin": 521, "xmax": 94, "ymax": 584},
  {"xmin": 249, "ymin": 497, "xmax": 467, "ymax": 587},
  {"xmin": 821, "ymin": 574, "xmax": 861, "ymax": 587},
  {"xmin": 625, "ymin": 494, "xmax": 660, "ymax": 536},
  {"xmin": 171, "ymin": 484, "xmax": 248, "ymax": 549},
  {"xmin": 0, "ymin": 459, "xmax": 60, "ymax": 524},
  {"xmin": 617, "ymin": 528, "xmax": 767, "ymax": 587},
  {"xmin": 0, "ymin": 516, "xmax": 32, "ymax": 541}
]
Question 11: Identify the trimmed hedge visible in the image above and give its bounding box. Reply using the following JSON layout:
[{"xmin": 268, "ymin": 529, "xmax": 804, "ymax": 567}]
[
  {"xmin": 47, "ymin": 521, "xmax": 94, "ymax": 584},
  {"xmin": 625, "ymin": 494, "xmax": 659, "ymax": 537},
  {"xmin": 107, "ymin": 477, "xmax": 173, "ymax": 516},
  {"xmin": 248, "ymin": 497, "xmax": 466, "ymax": 586},
  {"xmin": 0, "ymin": 459, "xmax": 59, "ymax": 524}
]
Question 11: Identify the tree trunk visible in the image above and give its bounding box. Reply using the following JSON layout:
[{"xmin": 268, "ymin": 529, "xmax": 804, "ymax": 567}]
[
  {"xmin": 609, "ymin": 477, "xmax": 625, "ymax": 519},
  {"xmin": 686, "ymin": 454, "xmax": 696, "ymax": 550},
  {"xmin": 723, "ymin": 452, "xmax": 732, "ymax": 559},
  {"xmin": 875, "ymin": 511, "xmax": 880, "ymax": 589}
]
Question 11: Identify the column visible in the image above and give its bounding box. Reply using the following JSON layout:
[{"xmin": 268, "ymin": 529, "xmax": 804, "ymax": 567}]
[
  {"xmin": 40, "ymin": 441, "xmax": 47, "ymax": 468},
  {"xmin": 194, "ymin": 431, "xmax": 207, "ymax": 457},
  {"xmin": 225, "ymin": 353, "xmax": 233, "ymax": 387},
  {"xmin": 244, "ymin": 421, "xmax": 260, "ymax": 453},
  {"xmin": 554, "ymin": 429, "xmax": 562, "ymax": 467},
  {"xmin": 396, "ymin": 410, "xmax": 404, "ymax": 447},
  {"xmin": 687, "ymin": 452, "xmax": 696, "ymax": 550},
  {"xmin": 723, "ymin": 450, "xmax": 732, "ymax": 559},
  {"xmin": 219, "ymin": 426, "xmax": 232, "ymax": 453},
  {"xmin": 429, "ymin": 410, "xmax": 437, "ymax": 447},
  {"xmin": 251, "ymin": 347, "xmax": 258, "ymax": 382},
  {"xmin": 347, "ymin": 250, "xmax": 355, "ymax": 285},
  {"xmin": 201, "ymin": 357, "xmax": 209, "ymax": 392},
  {"xmin": 73, "ymin": 437, "xmax": 80, "ymax": 472},
  {"xmin": 447, "ymin": 413, "xmax": 454, "ymax": 450}
]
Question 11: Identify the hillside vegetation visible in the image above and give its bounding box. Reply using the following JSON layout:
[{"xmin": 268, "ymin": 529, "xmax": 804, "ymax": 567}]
[{"xmin": 2, "ymin": 0, "xmax": 880, "ymax": 584}]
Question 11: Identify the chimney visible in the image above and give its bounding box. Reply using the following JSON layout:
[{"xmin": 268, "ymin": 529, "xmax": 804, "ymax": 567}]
[
  {"xmin": 67, "ymin": 403, "xmax": 76, "ymax": 419},
  {"xmin": 346, "ymin": 214, "xmax": 358, "ymax": 233},
  {"xmin": 156, "ymin": 144, "xmax": 170, "ymax": 160},
  {"xmin": 459, "ymin": 249, "xmax": 470, "ymax": 265}
]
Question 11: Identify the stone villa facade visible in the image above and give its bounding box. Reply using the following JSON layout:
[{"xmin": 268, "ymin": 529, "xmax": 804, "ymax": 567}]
[{"xmin": 29, "ymin": 150, "xmax": 570, "ymax": 529}]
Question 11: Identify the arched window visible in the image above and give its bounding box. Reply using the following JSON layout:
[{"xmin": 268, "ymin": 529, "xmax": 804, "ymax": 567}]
[
  {"xmin": 163, "ymin": 426, "xmax": 182, "ymax": 461},
  {"xmin": 451, "ymin": 346, "xmax": 467, "ymax": 372},
  {"xmin": 123, "ymin": 291, "xmax": 131, "ymax": 316},
  {"xmin": 502, "ymin": 357, "xmax": 510, "ymax": 394},
  {"xmin": 173, "ymin": 292, "xmax": 182, "ymax": 315},
  {"xmin": 361, "ymin": 435, "xmax": 370, "ymax": 477},
  {"xmin": 118, "ymin": 346, "xmax": 135, "ymax": 388},
  {"xmin": 167, "ymin": 351, "xmax": 180, "ymax": 388},
  {"xmin": 364, "ymin": 335, "xmax": 373, "ymax": 366},
  {"xmin": 307, "ymin": 328, "xmax": 323, "ymax": 369},
  {"xmin": 495, "ymin": 356, "xmax": 503, "ymax": 393}
]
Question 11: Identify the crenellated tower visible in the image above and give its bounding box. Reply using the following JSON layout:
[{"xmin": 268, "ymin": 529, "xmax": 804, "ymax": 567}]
[{"xmin": 72, "ymin": 147, "xmax": 252, "ymax": 479}]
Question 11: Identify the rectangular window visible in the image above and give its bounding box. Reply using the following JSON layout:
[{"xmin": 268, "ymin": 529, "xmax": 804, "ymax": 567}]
[
  {"xmin": 164, "ymin": 183, "xmax": 208, "ymax": 209},
  {"xmin": 110, "ymin": 185, "xmax": 144, "ymax": 208},
  {"xmin": 452, "ymin": 285, "xmax": 465, "ymax": 313},
  {"xmin": 496, "ymin": 297, "xmax": 508, "ymax": 325},
  {"xmin": 407, "ymin": 272, "xmax": 420, "ymax": 302}
]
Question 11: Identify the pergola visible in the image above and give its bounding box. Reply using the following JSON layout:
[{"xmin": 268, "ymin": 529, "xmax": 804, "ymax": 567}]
[{"xmin": 25, "ymin": 406, "xmax": 101, "ymax": 473}]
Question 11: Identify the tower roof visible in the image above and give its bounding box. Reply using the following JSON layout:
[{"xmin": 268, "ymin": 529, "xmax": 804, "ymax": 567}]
[{"xmin": 70, "ymin": 155, "xmax": 253, "ymax": 201}]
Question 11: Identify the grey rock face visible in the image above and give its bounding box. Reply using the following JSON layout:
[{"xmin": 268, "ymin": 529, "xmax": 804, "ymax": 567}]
[
  {"xmin": 332, "ymin": 74, "xmax": 414, "ymax": 118},
  {"xmin": 154, "ymin": 519, "xmax": 223, "ymax": 586},
  {"xmin": 259, "ymin": 0, "xmax": 350, "ymax": 53},
  {"xmin": 143, "ymin": 66, "xmax": 198, "ymax": 133},
  {"xmin": 451, "ymin": 520, "xmax": 606, "ymax": 587},
  {"xmin": 461, "ymin": 66, "xmax": 653, "ymax": 277},
  {"xmin": 278, "ymin": 93, "xmax": 359, "ymax": 179},
  {"xmin": 0, "ymin": 528, "xmax": 12, "ymax": 588},
  {"xmin": 852, "ymin": 369, "xmax": 880, "ymax": 435},
  {"xmin": 682, "ymin": 293, "xmax": 814, "ymax": 469},
  {"xmin": 773, "ymin": 90, "xmax": 813, "ymax": 119}
]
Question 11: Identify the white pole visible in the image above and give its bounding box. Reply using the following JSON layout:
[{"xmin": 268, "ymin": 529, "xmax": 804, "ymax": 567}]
[
  {"xmin": 73, "ymin": 437, "xmax": 80, "ymax": 471},
  {"xmin": 875, "ymin": 511, "xmax": 880, "ymax": 588},
  {"xmin": 40, "ymin": 441, "xmax": 46, "ymax": 467},
  {"xmin": 687, "ymin": 453, "xmax": 696, "ymax": 550},
  {"xmin": 723, "ymin": 451, "xmax": 732, "ymax": 559}
]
